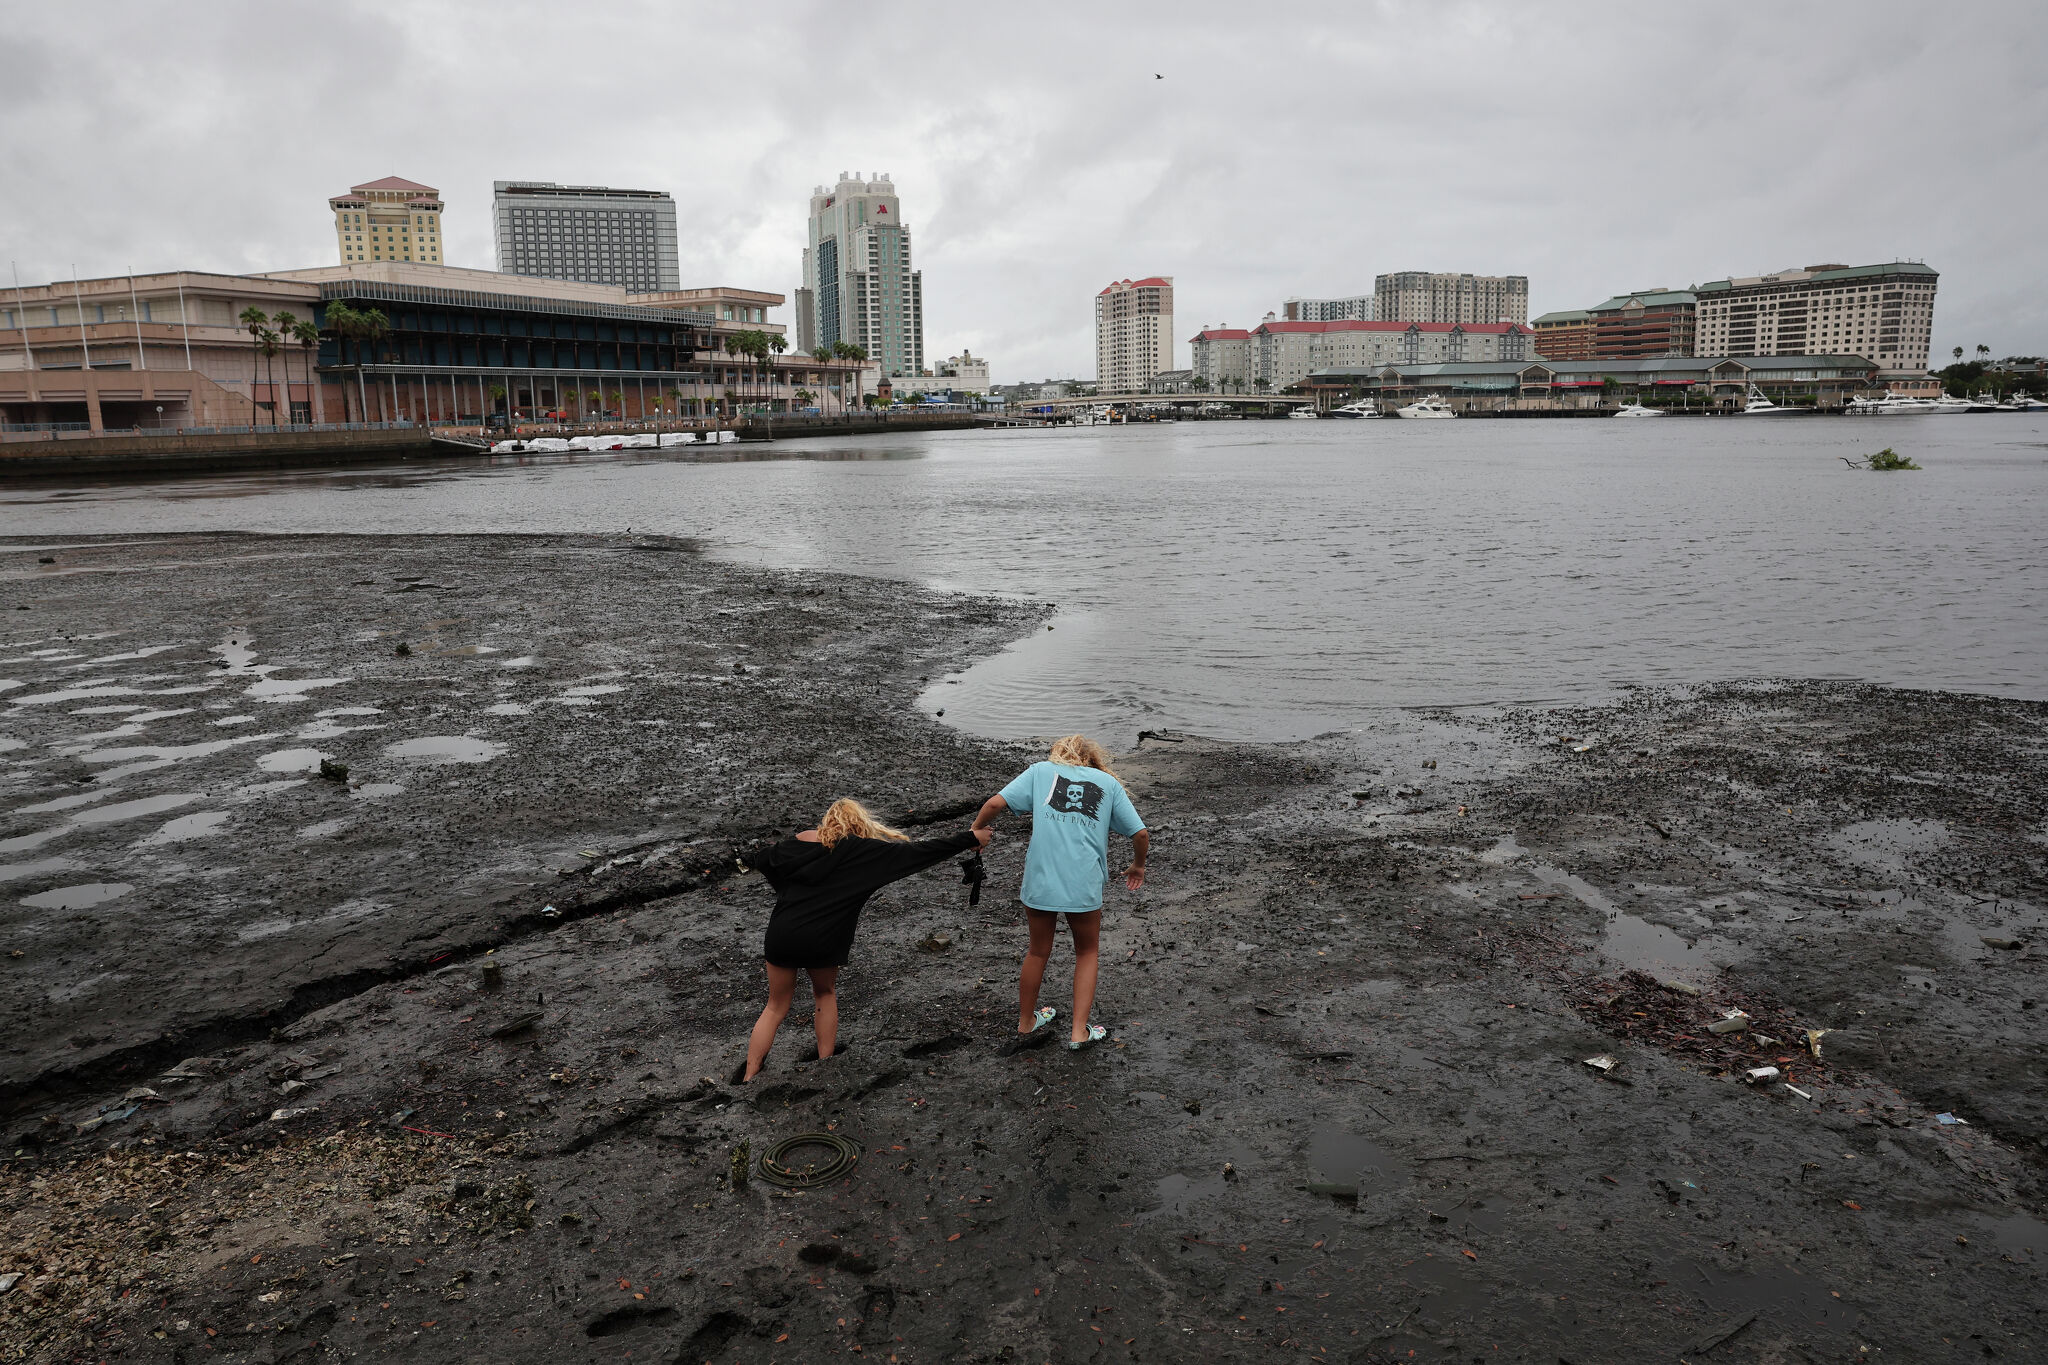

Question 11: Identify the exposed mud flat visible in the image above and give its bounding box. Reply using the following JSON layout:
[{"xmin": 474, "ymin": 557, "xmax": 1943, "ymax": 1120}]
[{"xmin": 2, "ymin": 534, "xmax": 2045, "ymax": 1363}]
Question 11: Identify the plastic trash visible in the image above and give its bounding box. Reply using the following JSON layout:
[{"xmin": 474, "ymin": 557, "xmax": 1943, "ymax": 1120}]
[
  {"xmin": 0, "ymin": 1272, "xmax": 21, "ymax": 1294},
  {"xmin": 1584, "ymin": 1055, "xmax": 1618, "ymax": 1072},
  {"xmin": 1979, "ymin": 935, "xmax": 2023, "ymax": 950},
  {"xmin": 1806, "ymin": 1028, "xmax": 1832, "ymax": 1059},
  {"xmin": 1785, "ymin": 1084, "xmax": 1813, "ymax": 1100},
  {"xmin": 1935, "ymin": 1112, "xmax": 1969, "ymax": 1125},
  {"xmin": 1744, "ymin": 1066, "xmax": 1780, "ymax": 1084},
  {"xmin": 1659, "ymin": 978, "xmax": 1703, "ymax": 997},
  {"xmin": 268, "ymin": 1106, "xmax": 320, "ymax": 1122},
  {"xmin": 1707, "ymin": 1010, "xmax": 1751, "ymax": 1035}
]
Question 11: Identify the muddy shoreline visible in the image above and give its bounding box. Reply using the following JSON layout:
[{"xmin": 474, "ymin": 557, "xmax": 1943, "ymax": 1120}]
[{"xmin": 2, "ymin": 534, "xmax": 2044, "ymax": 1363}]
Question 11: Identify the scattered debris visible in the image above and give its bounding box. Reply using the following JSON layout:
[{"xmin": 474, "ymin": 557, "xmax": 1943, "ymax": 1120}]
[
  {"xmin": 487, "ymin": 1012, "xmax": 542, "ymax": 1039},
  {"xmin": 1935, "ymin": 1113, "xmax": 1969, "ymax": 1126},
  {"xmin": 1583, "ymin": 1055, "xmax": 1618, "ymax": 1072},
  {"xmin": 319, "ymin": 757, "xmax": 350, "ymax": 782},
  {"xmin": 268, "ymin": 1106, "xmax": 321, "ymax": 1122},
  {"xmin": 1979, "ymin": 934, "xmax": 2023, "ymax": 950},
  {"xmin": 1806, "ymin": 1028, "xmax": 1832, "ymax": 1059},
  {"xmin": 1658, "ymin": 978, "xmax": 1703, "ymax": 997},
  {"xmin": 1744, "ymin": 1067, "xmax": 1780, "ymax": 1085},
  {"xmin": 1785, "ymin": 1084, "xmax": 1813, "ymax": 1100},
  {"xmin": 918, "ymin": 931, "xmax": 954, "ymax": 954},
  {"xmin": 394, "ymin": 642, "xmax": 412, "ymax": 656},
  {"xmin": 481, "ymin": 961, "xmax": 504, "ymax": 992},
  {"xmin": 1707, "ymin": 1010, "xmax": 1751, "ymax": 1035}
]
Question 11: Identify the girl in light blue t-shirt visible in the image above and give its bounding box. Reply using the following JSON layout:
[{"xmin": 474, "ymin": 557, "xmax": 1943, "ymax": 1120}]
[{"xmin": 972, "ymin": 734, "xmax": 1148, "ymax": 1050}]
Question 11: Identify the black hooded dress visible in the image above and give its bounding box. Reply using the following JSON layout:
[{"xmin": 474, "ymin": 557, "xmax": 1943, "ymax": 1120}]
[{"xmin": 756, "ymin": 830, "xmax": 979, "ymax": 968}]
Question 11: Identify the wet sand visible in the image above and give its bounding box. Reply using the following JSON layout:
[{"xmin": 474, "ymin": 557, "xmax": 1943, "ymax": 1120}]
[{"xmin": 2, "ymin": 534, "xmax": 2044, "ymax": 1363}]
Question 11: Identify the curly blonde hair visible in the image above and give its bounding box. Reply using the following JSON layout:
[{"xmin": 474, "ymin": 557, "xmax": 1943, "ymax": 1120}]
[
  {"xmin": 1048, "ymin": 734, "xmax": 1117, "ymax": 778},
  {"xmin": 816, "ymin": 797, "xmax": 908, "ymax": 848}
]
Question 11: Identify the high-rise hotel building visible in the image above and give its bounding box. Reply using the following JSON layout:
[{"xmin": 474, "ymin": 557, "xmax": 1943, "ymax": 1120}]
[
  {"xmin": 797, "ymin": 173, "xmax": 924, "ymax": 377},
  {"xmin": 330, "ymin": 177, "xmax": 445, "ymax": 266},
  {"xmin": 1095, "ymin": 277, "xmax": 1175, "ymax": 391},
  {"xmin": 492, "ymin": 182, "xmax": 680, "ymax": 292},
  {"xmin": 1693, "ymin": 262, "xmax": 1937, "ymax": 375},
  {"xmin": 1374, "ymin": 271, "xmax": 1528, "ymax": 326}
]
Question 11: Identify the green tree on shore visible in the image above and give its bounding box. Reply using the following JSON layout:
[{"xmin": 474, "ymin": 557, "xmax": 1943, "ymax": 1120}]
[
  {"xmin": 291, "ymin": 320, "xmax": 320, "ymax": 423},
  {"xmin": 271, "ymin": 311, "xmax": 300, "ymax": 423}
]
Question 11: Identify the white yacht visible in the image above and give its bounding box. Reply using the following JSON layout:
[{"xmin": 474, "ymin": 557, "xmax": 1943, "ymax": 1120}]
[
  {"xmin": 1288, "ymin": 406, "xmax": 1320, "ymax": 419},
  {"xmin": 1926, "ymin": 394, "xmax": 1977, "ymax": 415},
  {"xmin": 1395, "ymin": 395, "xmax": 1456, "ymax": 419},
  {"xmin": 1843, "ymin": 395, "xmax": 1891, "ymax": 415},
  {"xmin": 1741, "ymin": 383, "xmax": 1796, "ymax": 415},
  {"xmin": 1612, "ymin": 401, "xmax": 1664, "ymax": 418},
  {"xmin": 1329, "ymin": 399, "xmax": 1382, "ymax": 419},
  {"xmin": 2002, "ymin": 392, "xmax": 2048, "ymax": 411}
]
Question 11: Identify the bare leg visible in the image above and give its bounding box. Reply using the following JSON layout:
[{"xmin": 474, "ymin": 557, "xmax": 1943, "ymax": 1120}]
[
  {"xmin": 1067, "ymin": 912, "xmax": 1101, "ymax": 1043},
  {"xmin": 1017, "ymin": 909, "xmax": 1059, "ymax": 1031},
  {"xmin": 807, "ymin": 967, "xmax": 840, "ymax": 1057},
  {"xmin": 744, "ymin": 963, "xmax": 798, "ymax": 1081}
]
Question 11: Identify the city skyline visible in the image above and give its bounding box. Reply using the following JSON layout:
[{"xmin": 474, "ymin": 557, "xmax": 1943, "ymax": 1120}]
[{"xmin": 2, "ymin": 2, "xmax": 2042, "ymax": 381}]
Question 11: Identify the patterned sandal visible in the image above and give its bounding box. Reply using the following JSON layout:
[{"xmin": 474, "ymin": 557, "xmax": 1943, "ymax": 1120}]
[
  {"xmin": 1066, "ymin": 1023, "xmax": 1108, "ymax": 1051},
  {"xmin": 1001, "ymin": 1008, "xmax": 1058, "ymax": 1056}
]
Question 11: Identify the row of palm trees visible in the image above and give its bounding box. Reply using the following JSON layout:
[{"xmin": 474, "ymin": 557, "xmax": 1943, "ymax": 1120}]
[
  {"xmin": 1951, "ymin": 344, "xmax": 1993, "ymax": 364},
  {"xmin": 235, "ymin": 306, "xmax": 322, "ymax": 427}
]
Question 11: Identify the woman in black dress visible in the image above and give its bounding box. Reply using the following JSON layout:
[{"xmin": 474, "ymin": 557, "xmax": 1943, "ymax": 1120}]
[{"xmin": 742, "ymin": 798, "xmax": 990, "ymax": 1081}]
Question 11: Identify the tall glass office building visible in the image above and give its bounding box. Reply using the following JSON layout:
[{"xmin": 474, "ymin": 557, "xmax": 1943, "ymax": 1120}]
[
  {"xmin": 797, "ymin": 172, "xmax": 924, "ymax": 377},
  {"xmin": 492, "ymin": 182, "xmax": 680, "ymax": 293}
]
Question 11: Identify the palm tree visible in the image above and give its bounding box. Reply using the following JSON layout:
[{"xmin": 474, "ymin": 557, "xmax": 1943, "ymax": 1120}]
[
  {"xmin": 330, "ymin": 305, "xmax": 391, "ymax": 421},
  {"xmin": 258, "ymin": 328, "xmax": 283, "ymax": 425},
  {"xmin": 586, "ymin": 388, "xmax": 601, "ymax": 420},
  {"xmin": 239, "ymin": 306, "xmax": 270, "ymax": 425},
  {"xmin": 1953, "ymin": 347, "xmax": 1965, "ymax": 363},
  {"xmin": 271, "ymin": 311, "xmax": 299, "ymax": 423},
  {"xmin": 1976, "ymin": 344, "xmax": 1991, "ymax": 364},
  {"xmin": 488, "ymin": 383, "xmax": 506, "ymax": 423},
  {"xmin": 832, "ymin": 340, "xmax": 869, "ymax": 411},
  {"xmin": 608, "ymin": 388, "xmax": 624, "ymax": 419},
  {"xmin": 768, "ymin": 333, "xmax": 788, "ymax": 409},
  {"xmin": 291, "ymin": 320, "xmax": 320, "ymax": 424}
]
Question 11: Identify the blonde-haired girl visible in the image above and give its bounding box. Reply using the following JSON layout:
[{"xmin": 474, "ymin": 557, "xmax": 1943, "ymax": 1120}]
[
  {"xmin": 973, "ymin": 736, "xmax": 1148, "ymax": 1051},
  {"xmin": 742, "ymin": 798, "xmax": 989, "ymax": 1081}
]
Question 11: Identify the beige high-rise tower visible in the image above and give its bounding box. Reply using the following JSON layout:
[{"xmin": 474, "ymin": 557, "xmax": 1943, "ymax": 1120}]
[
  {"xmin": 1095, "ymin": 276, "xmax": 1174, "ymax": 391},
  {"xmin": 330, "ymin": 177, "xmax": 446, "ymax": 266}
]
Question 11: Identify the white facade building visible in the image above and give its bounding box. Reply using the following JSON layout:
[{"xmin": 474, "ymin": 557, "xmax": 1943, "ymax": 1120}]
[
  {"xmin": 1375, "ymin": 271, "xmax": 1528, "ymax": 325},
  {"xmin": 939, "ymin": 351, "xmax": 990, "ymax": 393},
  {"xmin": 1692, "ymin": 261, "xmax": 1937, "ymax": 376},
  {"xmin": 492, "ymin": 181, "xmax": 679, "ymax": 292},
  {"xmin": 1249, "ymin": 320, "xmax": 1534, "ymax": 391},
  {"xmin": 800, "ymin": 173, "xmax": 925, "ymax": 378},
  {"xmin": 1095, "ymin": 276, "xmax": 1174, "ymax": 391},
  {"xmin": 1285, "ymin": 294, "xmax": 1375, "ymax": 322},
  {"xmin": 1189, "ymin": 327, "xmax": 1252, "ymax": 389}
]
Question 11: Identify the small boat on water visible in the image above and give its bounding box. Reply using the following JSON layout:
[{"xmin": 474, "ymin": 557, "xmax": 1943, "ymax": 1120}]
[
  {"xmin": 1612, "ymin": 401, "xmax": 1664, "ymax": 418},
  {"xmin": 1843, "ymin": 395, "xmax": 1890, "ymax": 415},
  {"xmin": 1925, "ymin": 394, "xmax": 1977, "ymax": 415},
  {"xmin": 2002, "ymin": 392, "xmax": 2048, "ymax": 411},
  {"xmin": 1741, "ymin": 383, "xmax": 1797, "ymax": 415},
  {"xmin": 1395, "ymin": 396, "xmax": 1456, "ymax": 419},
  {"xmin": 1329, "ymin": 399, "xmax": 1382, "ymax": 419},
  {"xmin": 1288, "ymin": 406, "xmax": 1319, "ymax": 419}
]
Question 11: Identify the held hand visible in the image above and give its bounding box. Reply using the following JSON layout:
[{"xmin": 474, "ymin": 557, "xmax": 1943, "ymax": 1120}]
[
  {"xmin": 1124, "ymin": 863, "xmax": 1146, "ymax": 891},
  {"xmin": 971, "ymin": 826, "xmax": 993, "ymax": 849}
]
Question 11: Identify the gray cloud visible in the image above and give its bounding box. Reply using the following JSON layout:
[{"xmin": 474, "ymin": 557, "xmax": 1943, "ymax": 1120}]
[{"xmin": 3, "ymin": 0, "xmax": 2042, "ymax": 379}]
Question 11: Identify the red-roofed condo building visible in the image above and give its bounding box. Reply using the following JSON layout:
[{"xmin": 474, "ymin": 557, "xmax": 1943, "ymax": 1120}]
[
  {"xmin": 1096, "ymin": 277, "xmax": 1174, "ymax": 391},
  {"xmin": 330, "ymin": 177, "xmax": 445, "ymax": 266},
  {"xmin": 1189, "ymin": 326, "xmax": 1252, "ymax": 389}
]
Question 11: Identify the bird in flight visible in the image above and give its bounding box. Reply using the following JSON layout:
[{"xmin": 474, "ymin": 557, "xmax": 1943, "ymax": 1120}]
[{"xmin": 1155, "ymin": 73, "xmax": 1163, "ymax": 79}]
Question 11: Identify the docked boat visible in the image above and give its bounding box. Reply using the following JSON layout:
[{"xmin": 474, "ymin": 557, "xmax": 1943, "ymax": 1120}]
[
  {"xmin": 1395, "ymin": 396, "xmax": 1456, "ymax": 419},
  {"xmin": 1288, "ymin": 406, "xmax": 1319, "ymax": 419},
  {"xmin": 1741, "ymin": 383, "xmax": 1798, "ymax": 414},
  {"xmin": 1612, "ymin": 401, "xmax": 1664, "ymax": 418},
  {"xmin": 1843, "ymin": 395, "xmax": 1891, "ymax": 415},
  {"xmin": 1329, "ymin": 399, "xmax": 1382, "ymax": 419},
  {"xmin": 1925, "ymin": 394, "xmax": 1977, "ymax": 415},
  {"xmin": 2003, "ymin": 392, "xmax": 2048, "ymax": 410}
]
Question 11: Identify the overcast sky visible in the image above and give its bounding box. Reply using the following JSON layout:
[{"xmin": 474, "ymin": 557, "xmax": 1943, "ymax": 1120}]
[{"xmin": 4, "ymin": 1, "xmax": 2043, "ymax": 381}]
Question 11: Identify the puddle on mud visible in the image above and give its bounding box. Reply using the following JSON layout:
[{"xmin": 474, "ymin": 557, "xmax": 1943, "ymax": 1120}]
[
  {"xmin": 20, "ymin": 882, "xmax": 134, "ymax": 910},
  {"xmin": 500, "ymin": 656, "xmax": 541, "ymax": 669},
  {"xmin": 562, "ymin": 683, "xmax": 625, "ymax": 697},
  {"xmin": 486, "ymin": 703, "xmax": 531, "ymax": 717},
  {"xmin": 1829, "ymin": 818, "xmax": 1950, "ymax": 875},
  {"xmin": 72, "ymin": 792, "xmax": 201, "ymax": 826},
  {"xmin": 383, "ymin": 736, "xmax": 504, "ymax": 764},
  {"xmin": 1675, "ymin": 1258, "xmax": 1861, "ymax": 1343},
  {"xmin": 71, "ymin": 704, "xmax": 150, "ymax": 715},
  {"xmin": 350, "ymin": 783, "xmax": 405, "ymax": 799},
  {"xmin": 137, "ymin": 811, "xmax": 230, "ymax": 845},
  {"xmin": 1536, "ymin": 862, "xmax": 1726, "ymax": 980},
  {"xmin": 437, "ymin": 644, "xmax": 501, "ymax": 657},
  {"xmin": 1308, "ymin": 1127, "xmax": 1408, "ymax": 1199},
  {"xmin": 258, "ymin": 748, "xmax": 332, "ymax": 774},
  {"xmin": 1142, "ymin": 1149, "xmax": 1254, "ymax": 1224},
  {"xmin": 297, "ymin": 718, "xmax": 384, "ymax": 740},
  {"xmin": 213, "ymin": 714, "xmax": 257, "ymax": 727},
  {"xmin": 89, "ymin": 644, "xmax": 183, "ymax": 664},
  {"xmin": 214, "ymin": 636, "xmax": 259, "ymax": 673},
  {"xmin": 298, "ymin": 817, "xmax": 352, "ymax": 839},
  {"xmin": 245, "ymin": 676, "xmax": 351, "ymax": 702},
  {"xmin": 0, "ymin": 856, "xmax": 83, "ymax": 883},
  {"xmin": 318, "ymin": 707, "xmax": 384, "ymax": 718},
  {"xmin": 15, "ymin": 789, "xmax": 126, "ymax": 816},
  {"xmin": 1967, "ymin": 1210, "xmax": 2047, "ymax": 1259},
  {"xmin": 553, "ymin": 696, "xmax": 598, "ymax": 707}
]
